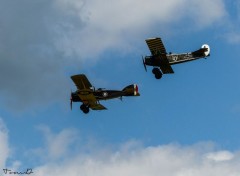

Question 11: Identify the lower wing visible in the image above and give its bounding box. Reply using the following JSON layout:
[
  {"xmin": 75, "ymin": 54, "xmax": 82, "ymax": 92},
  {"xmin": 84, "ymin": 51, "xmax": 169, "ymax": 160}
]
[{"xmin": 90, "ymin": 103, "xmax": 107, "ymax": 110}]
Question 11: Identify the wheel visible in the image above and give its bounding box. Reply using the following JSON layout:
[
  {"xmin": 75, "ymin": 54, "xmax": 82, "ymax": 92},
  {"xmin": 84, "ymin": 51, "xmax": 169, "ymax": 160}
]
[
  {"xmin": 155, "ymin": 72, "xmax": 162, "ymax": 79},
  {"xmin": 80, "ymin": 104, "xmax": 90, "ymax": 114},
  {"xmin": 152, "ymin": 68, "xmax": 159, "ymax": 74},
  {"xmin": 82, "ymin": 107, "xmax": 90, "ymax": 114},
  {"xmin": 80, "ymin": 104, "xmax": 86, "ymax": 111},
  {"xmin": 152, "ymin": 68, "xmax": 162, "ymax": 79}
]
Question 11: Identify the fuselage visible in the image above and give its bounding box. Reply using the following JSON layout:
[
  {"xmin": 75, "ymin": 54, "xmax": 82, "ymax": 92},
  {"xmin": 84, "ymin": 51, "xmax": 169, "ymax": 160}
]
[
  {"xmin": 71, "ymin": 90, "xmax": 125, "ymax": 102},
  {"xmin": 145, "ymin": 52, "xmax": 207, "ymax": 67},
  {"xmin": 144, "ymin": 45, "xmax": 210, "ymax": 67}
]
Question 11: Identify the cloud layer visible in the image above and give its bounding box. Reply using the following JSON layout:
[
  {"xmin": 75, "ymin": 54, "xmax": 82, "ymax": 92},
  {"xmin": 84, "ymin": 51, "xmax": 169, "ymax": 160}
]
[
  {"xmin": 32, "ymin": 129, "xmax": 240, "ymax": 176},
  {"xmin": 0, "ymin": 118, "xmax": 9, "ymax": 169},
  {"xmin": 35, "ymin": 147, "xmax": 240, "ymax": 176},
  {"xmin": 74, "ymin": 0, "xmax": 226, "ymax": 56},
  {"xmin": 0, "ymin": 0, "xmax": 79, "ymax": 111},
  {"xmin": 1, "ymin": 120, "xmax": 240, "ymax": 176},
  {"xmin": 0, "ymin": 0, "xmax": 227, "ymax": 111}
]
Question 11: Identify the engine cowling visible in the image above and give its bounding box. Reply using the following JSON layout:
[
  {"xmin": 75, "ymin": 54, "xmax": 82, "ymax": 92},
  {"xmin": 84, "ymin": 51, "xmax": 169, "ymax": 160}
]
[{"xmin": 201, "ymin": 44, "xmax": 210, "ymax": 57}]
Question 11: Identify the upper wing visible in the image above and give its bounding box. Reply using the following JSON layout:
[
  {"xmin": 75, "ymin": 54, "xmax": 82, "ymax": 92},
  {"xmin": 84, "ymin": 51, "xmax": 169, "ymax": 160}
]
[
  {"xmin": 146, "ymin": 38, "xmax": 167, "ymax": 56},
  {"xmin": 146, "ymin": 38, "xmax": 174, "ymax": 74},
  {"xmin": 71, "ymin": 74, "xmax": 107, "ymax": 110},
  {"xmin": 71, "ymin": 74, "xmax": 92, "ymax": 90}
]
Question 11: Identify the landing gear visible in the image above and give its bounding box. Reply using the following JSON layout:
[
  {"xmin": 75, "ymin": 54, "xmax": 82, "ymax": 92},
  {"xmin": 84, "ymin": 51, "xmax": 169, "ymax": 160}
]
[
  {"xmin": 80, "ymin": 104, "xmax": 90, "ymax": 114},
  {"xmin": 152, "ymin": 68, "xmax": 162, "ymax": 79}
]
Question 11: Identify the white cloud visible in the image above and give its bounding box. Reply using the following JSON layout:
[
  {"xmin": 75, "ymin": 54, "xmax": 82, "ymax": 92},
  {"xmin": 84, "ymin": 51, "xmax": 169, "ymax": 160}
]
[
  {"xmin": 206, "ymin": 151, "xmax": 234, "ymax": 162},
  {"xmin": 59, "ymin": 0, "xmax": 227, "ymax": 58},
  {"xmin": 27, "ymin": 126, "xmax": 240, "ymax": 176},
  {"xmin": 33, "ymin": 141, "xmax": 240, "ymax": 176},
  {"xmin": 0, "ymin": 122, "xmax": 240, "ymax": 176},
  {"xmin": 0, "ymin": 118, "xmax": 9, "ymax": 169},
  {"xmin": 0, "ymin": 0, "xmax": 85, "ymax": 111},
  {"xmin": 0, "ymin": 0, "xmax": 227, "ymax": 111},
  {"xmin": 225, "ymin": 32, "xmax": 240, "ymax": 43},
  {"xmin": 30, "ymin": 125, "xmax": 80, "ymax": 162},
  {"xmin": 220, "ymin": 1, "xmax": 240, "ymax": 44}
]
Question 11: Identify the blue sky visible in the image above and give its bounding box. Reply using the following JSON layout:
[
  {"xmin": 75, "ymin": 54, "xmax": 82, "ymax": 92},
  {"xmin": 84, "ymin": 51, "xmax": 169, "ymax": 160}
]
[{"xmin": 1, "ymin": 0, "xmax": 240, "ymax": 175}]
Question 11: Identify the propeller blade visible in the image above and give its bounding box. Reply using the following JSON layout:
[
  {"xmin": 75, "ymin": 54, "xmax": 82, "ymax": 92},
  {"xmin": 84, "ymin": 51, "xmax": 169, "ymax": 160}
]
[{"xmin": 142, "ymin": 56, "xmax": 147, "ymax": 72}]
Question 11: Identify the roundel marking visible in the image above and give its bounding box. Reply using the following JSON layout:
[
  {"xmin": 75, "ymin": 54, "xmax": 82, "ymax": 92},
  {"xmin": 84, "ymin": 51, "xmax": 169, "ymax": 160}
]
[{"xmin": 102, "ymin": 92, "xmax": 108, "ymax": 97}]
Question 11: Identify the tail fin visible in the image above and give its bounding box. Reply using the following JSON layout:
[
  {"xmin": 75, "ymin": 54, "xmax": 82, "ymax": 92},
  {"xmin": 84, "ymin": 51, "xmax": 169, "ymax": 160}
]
[
  {"xmin": 192, "ymin": 44, "xmax": 210, "ymax": 57},
  {"xmin": 201, "ymin": 44, "xmax": 210, "ymax": 57},
  {"xmin": 122, "ymin": 84, "xmax": 140, "ymax": 96}
]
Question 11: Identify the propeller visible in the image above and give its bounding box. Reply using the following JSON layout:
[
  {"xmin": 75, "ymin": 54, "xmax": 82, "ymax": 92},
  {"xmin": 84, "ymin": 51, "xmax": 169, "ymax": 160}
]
[
  {"xmin": 142, "ymin": 56, "xmax": 147, "ymax": 72},
  {"xmin": 70, "ymin": 91, "xmax": 73, "ymax": 110}
]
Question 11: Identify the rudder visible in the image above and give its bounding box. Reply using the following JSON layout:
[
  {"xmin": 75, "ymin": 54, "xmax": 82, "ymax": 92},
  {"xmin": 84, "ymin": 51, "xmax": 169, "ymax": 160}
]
[{"xmin": 122, "ymin": 84, "xmax": 140, "ymax": 96}]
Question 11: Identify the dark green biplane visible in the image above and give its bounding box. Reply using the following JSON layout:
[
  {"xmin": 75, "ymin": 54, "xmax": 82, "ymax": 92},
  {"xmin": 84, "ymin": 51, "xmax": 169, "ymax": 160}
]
[
  {"xmin": 143, "ymin": 37, "xmax": 210, "ymax": 79},
  {"xmin": 70, "ymin": 74, "xmax": 140, "ymax": 114}
]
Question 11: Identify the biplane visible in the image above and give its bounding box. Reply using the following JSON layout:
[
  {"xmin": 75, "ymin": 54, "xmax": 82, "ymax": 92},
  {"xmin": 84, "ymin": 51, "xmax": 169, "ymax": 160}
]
[
  {"xmin": 70, "ymin": 74, "xmax": 140, "ymax": 114},
  {"xmin": 142, "ymin": 37, "xmax": 210, "ymax": 79}
]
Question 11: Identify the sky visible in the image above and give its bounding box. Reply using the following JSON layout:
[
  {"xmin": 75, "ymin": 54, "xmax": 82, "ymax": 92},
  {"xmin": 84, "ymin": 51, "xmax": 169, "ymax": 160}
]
[{"xmin": 1, "ymin": 0, "xmax": 240, "ymax": 175}]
